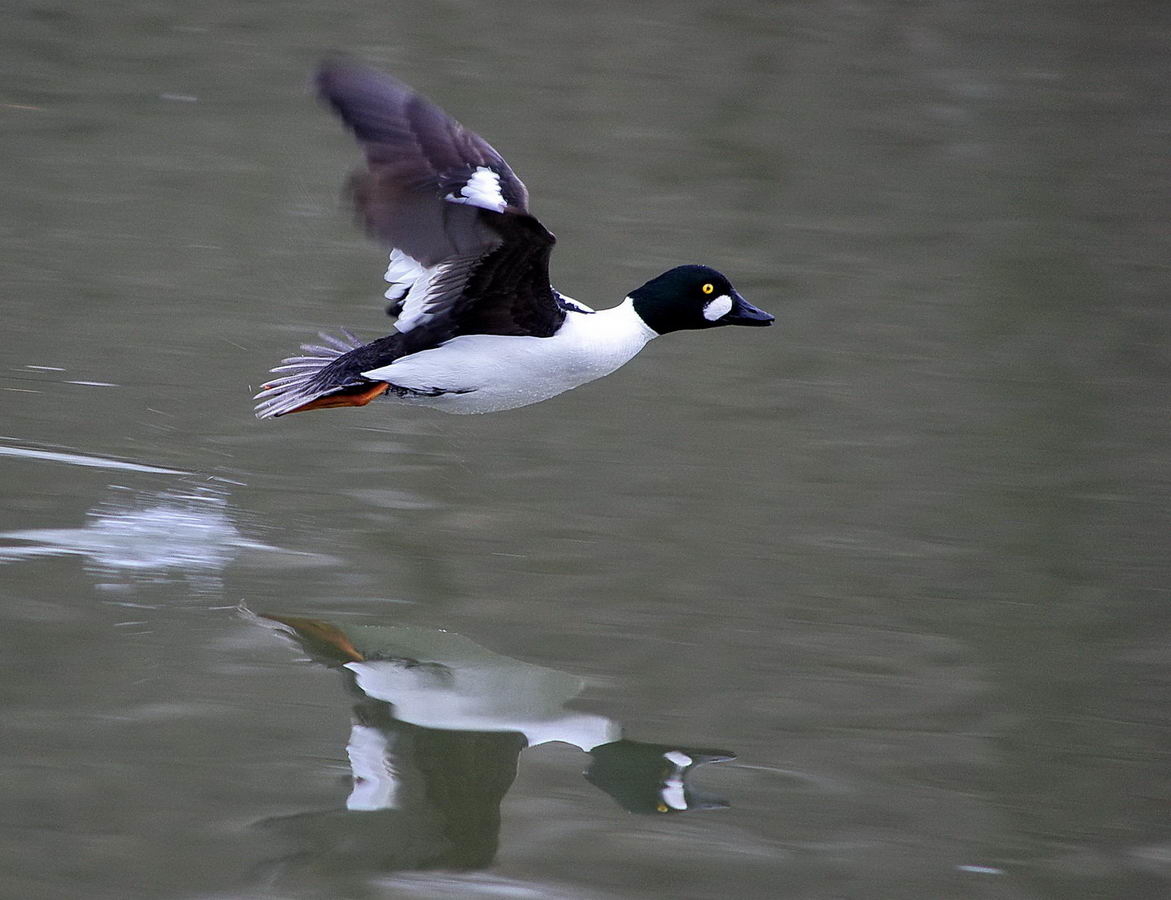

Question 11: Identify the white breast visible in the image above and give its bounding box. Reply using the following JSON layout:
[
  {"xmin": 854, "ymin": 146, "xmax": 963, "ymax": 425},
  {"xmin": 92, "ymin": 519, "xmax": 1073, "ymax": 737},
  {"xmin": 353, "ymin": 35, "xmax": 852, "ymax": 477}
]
[{"xmin": 361, "ymin": 299, "xmax": 657, "ymax": 413}]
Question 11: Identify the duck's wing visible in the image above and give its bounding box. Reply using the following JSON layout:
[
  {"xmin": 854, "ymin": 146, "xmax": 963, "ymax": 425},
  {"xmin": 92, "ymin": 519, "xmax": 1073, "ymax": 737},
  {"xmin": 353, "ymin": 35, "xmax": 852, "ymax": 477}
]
[
  {"xmin": 318, "ymin": 62, "xmax": 563, "ymax": 338},
  {"xmin": 254, "ymin": 63, "xmax": 564, "ymax": 419}
]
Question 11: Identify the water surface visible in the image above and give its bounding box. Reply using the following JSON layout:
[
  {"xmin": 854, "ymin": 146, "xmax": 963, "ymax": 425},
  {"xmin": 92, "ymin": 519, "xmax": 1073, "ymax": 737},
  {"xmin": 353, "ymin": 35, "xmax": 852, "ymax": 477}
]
[{"xmin": 2, "ymin": 2, "xmax": 1168, "ymax": 898}]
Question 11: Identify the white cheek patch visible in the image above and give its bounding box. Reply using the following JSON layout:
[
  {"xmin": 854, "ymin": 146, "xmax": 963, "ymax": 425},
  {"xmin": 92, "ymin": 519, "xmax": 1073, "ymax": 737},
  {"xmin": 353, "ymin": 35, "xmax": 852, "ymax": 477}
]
[
  {"xmin": 659, "ymin": 750, "xmax": 692, "ymax": 810},
  {"xmin": 702, "ymin": 294, "xmax": 733, "ymax": 321},
  {"xmin": 445, "ymin": 166, "xmax": 507, "ymax": 213},
  {"xmin": 661, "ymin": 773, "xmax": 688, "ymax": 810}
]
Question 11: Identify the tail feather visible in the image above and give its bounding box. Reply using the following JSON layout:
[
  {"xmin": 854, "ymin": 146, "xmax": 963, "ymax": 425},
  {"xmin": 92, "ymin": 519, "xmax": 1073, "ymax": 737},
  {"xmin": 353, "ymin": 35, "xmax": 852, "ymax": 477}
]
[
  {"xmin": 254, "ymin": 329, "xmax": 367, "ymax": 419},
  {"xmin": 316, "ymin": 331, "xmax": 360, "ymax": 351}
]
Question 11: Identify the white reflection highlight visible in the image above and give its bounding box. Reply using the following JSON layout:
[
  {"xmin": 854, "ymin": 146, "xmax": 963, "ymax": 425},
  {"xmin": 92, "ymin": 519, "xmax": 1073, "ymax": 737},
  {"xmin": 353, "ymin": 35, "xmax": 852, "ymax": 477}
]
[
  {"xmin": 0, "ymin": 486, "xmax": 275, "ymax": 592},
  {"xmin": 341, "ymin": 627, "xmax": 619, "ymax": 752},
  {"xmin": 0, "ymin": 443, "xmax": 186, "ymax": 474}
]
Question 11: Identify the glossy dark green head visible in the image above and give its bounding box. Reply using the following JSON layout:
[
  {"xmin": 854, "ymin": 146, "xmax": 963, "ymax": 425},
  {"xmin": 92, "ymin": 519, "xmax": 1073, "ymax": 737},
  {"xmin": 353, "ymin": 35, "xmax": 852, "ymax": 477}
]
[{"xmin": 629, "ymin": 264, "xmax": 773, "ymax": 335}]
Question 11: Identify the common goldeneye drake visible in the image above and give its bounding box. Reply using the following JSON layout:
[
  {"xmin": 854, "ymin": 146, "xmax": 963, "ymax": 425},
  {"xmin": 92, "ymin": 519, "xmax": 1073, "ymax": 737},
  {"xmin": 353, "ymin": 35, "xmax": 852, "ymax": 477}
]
[{"xmin": 254, "ymin": 62, "xmax": 773, "ymax": 419}]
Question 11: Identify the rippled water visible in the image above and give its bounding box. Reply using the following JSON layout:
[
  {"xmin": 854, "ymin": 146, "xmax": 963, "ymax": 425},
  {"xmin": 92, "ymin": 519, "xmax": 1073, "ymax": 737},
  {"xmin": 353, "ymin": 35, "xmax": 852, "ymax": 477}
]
[{"xmin": 3, "ymin": 2, "xmax": 1168, "ymax": 898}]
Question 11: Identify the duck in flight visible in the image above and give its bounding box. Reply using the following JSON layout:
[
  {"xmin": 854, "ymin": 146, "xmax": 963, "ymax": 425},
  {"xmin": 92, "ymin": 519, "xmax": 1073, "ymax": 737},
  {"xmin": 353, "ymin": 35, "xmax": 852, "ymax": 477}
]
[{"xmin": 254, "ymin": 62, "xmax": 773, "ymax": 419}]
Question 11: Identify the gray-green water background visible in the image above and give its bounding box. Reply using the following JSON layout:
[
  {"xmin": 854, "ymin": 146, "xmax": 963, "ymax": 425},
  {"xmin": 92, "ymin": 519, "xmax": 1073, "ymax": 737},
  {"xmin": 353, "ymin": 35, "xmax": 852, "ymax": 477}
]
[{"xmin": 2, "ymin": 2, "xmax": 1168, "ymax": 898}]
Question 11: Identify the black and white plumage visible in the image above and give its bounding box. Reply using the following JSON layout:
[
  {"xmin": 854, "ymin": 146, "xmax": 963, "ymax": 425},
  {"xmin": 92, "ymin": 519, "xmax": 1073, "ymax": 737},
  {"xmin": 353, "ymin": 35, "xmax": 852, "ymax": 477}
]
[{"xmin": 254, "ymin": 62, "xmax": 773, "ymax": 419}]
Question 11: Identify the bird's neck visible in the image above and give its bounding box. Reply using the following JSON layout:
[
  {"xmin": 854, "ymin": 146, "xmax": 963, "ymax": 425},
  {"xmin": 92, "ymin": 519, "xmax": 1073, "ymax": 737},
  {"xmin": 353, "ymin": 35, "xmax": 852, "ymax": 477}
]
[{"xmin": 592, "ymin": 297, "xmax": 660, "ymax": 342}]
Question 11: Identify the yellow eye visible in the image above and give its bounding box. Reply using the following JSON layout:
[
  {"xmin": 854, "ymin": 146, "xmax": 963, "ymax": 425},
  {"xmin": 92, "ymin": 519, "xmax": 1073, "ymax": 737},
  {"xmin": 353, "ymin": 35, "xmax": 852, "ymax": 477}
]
[{"xmin": 701, "ymin": 283, "xmax": 715, "ymax": 295}]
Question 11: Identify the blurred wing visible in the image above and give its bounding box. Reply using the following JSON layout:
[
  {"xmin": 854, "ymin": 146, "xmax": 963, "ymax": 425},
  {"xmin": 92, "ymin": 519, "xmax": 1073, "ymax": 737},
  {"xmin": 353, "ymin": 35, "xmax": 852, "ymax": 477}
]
[{"xmin": 317, "ymin": 62, "xmax": 562, "ymax": 336}]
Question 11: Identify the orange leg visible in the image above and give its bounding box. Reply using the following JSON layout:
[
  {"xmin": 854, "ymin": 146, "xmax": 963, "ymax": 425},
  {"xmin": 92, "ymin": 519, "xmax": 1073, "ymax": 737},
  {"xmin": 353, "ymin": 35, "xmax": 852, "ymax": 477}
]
[{"xmin": 285, "ymin": 381, "xmax": 390, "ymax": 414}]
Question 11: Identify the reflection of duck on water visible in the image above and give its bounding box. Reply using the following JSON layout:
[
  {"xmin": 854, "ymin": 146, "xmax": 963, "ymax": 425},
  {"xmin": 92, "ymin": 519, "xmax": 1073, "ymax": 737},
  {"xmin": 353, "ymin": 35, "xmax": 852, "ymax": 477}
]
[{"xmin": 252, "ymin": 613, "xmax": 734, "ymax": 876}]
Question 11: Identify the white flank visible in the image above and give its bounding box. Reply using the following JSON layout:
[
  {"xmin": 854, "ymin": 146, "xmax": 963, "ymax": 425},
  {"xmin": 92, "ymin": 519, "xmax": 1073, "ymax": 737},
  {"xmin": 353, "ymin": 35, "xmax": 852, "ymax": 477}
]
[
  {"xmin": 360, "ymin": 298, "xmax": 658, "ymax": 414},
  {"xmin": 444, "ymin": 166, "xmax": 507, "ymax": 213},
  {"xmin": 702, "ymin": 294, "xmax": 734, "ymax": 321},
  {"xmin": 663, "ymin": 750, "xmax": 693, "ymax": 767}
]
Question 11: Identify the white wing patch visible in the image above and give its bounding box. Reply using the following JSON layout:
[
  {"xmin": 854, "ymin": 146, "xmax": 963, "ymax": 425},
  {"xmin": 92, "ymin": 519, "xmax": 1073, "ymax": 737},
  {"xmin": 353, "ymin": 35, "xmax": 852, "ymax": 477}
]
[
  {"xmin": 383, "ymin": 248, "xmax": 429, "ymax": 303},
  {"xmin": 383, "ymin": 167, "xmax": 507, "ymax": 333},
  {"xmin": 444, "ymin": 166, "xmax": 507, "ymax": 213},
  {"xmin": 702, "ymin": 294, "xmax": 734, "ymax": 322},
  {"xmin": 383, "ymin": 248, "xmax": 446, "ymax": 332}
]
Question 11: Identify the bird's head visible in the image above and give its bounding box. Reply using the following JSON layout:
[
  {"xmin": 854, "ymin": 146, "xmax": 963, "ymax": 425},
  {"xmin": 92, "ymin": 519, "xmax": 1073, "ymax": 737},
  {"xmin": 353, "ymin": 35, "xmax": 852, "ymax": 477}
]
[{"xmin": 629, "ymin": 264, "xmax": 773, "ymax": 335}]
